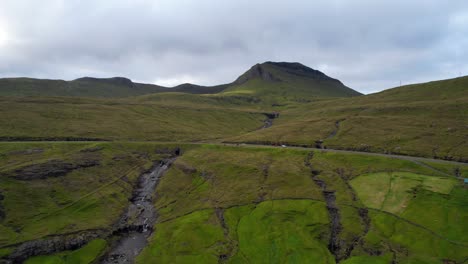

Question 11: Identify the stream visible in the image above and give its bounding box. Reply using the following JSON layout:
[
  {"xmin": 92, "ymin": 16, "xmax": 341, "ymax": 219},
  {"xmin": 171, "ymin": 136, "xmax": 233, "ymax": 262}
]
[
  {"xmin": 261, "ymin": 112, "xmax": 279, "ymax": 129},
  {"xmin": 305, "ymin": 152, "xmax": 343, "ymax": 261},
  {"xmin": 102, "ymin": 157, "xmax": 176, "ymax": 264}
]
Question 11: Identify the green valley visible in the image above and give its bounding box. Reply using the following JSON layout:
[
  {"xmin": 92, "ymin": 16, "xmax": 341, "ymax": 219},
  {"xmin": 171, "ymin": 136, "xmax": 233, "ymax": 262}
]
[{"xmin": 0, "ymin": 62, "xmax": 466, "ymax": 264}]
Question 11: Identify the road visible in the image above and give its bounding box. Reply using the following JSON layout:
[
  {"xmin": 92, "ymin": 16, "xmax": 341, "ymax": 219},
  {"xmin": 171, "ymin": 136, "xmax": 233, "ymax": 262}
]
[{"xmin": 219, "ymin": 142, "xmax": 468, "ymax": 167}]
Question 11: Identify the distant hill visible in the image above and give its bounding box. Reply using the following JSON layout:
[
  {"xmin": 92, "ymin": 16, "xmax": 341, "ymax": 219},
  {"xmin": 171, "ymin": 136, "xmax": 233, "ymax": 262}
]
[
  {"xmin": 0, "ymin": 77, "xmax": 156, "ymax": 97},
  {"xmin": 171, "ymin": 83, "xmax": 229, "ymax": 94},
  {"xmin": 365, "ymin": 75, "xmax": 468, "ymax": 102},
  {"xmin": 0, "ymin": 62, "xmax": 359, "ymax": 98},
  {"xmin": 0, "ymin": 77, "xmax": 226, "ymax": 98}
]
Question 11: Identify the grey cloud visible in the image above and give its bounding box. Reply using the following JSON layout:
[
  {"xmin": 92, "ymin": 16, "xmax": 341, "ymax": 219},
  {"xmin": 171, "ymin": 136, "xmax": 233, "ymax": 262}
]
[{"xmin": 0, "ymin": 0, "xmax": 467, "ymax": 93}]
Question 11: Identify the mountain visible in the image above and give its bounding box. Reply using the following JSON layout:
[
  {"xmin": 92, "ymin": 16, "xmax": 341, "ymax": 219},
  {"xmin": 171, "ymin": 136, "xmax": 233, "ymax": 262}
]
[
  {"xmin": 0, "ymin": 62, "xmax": 359, "ymax": 98},
  {"xmin": 222, "ymin": 62, "xmax": 361, "ymax": 101}
]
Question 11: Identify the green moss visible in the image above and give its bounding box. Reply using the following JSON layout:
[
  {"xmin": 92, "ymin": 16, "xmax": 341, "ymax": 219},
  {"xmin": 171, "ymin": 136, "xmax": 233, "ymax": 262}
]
[
  {"xmin": 24, "ymin": 256, "xmax": 64, "ymax": 264},
  {"xmin": 350, "ymin": 172, "xmax": 456, "ymax": 214},
  {"xmin": 155, "ymin": 146, "xmax": 322, "ymax": 222},
  {"xmin": 0, "ymin": 247, "xmax": 13, "ymax": 258},
  {"xmin": 137, "ymin": 209, "xmax": 225, "ymax": 264},
  {"xmin": 24, "ymin": 239, "xmax": 107, "ymax": 264},
  {"xmin": 401, "ymin": 186, "xmax": 468, "ymax": 243},
  {"xmin": 341, "ymin": 255, "xmax": 392, "ymax": 264},
  {"xmin": 366, "ymin": 211, "xmax": 467, "ymax": 263},
  {"xmin": 140, "ymin": 200, "xmax": 334, "ymax": 264},
  {"xmin": 226, "ymin": 200, "xmax": 334, "ymax": 264}
]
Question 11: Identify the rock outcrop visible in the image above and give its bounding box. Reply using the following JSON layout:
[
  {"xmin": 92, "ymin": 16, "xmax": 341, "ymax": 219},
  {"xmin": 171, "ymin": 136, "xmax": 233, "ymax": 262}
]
[
  {"xmin": 11, "ymin": 158, "xmax": 100, "ymax": 180},
  {"xmin": 234, "ymin": 63, "xmax": 282, "ymax": 85},
  {"xmin": 6, "ymin": 230, "xmax": 104, "ymax": 263}
]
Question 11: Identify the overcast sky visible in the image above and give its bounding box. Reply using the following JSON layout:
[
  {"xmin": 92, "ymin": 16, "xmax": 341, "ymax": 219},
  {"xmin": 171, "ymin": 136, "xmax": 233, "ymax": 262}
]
[{"xmin": 0, "ymin": 0, "xmax": 467, "ymax": 93}]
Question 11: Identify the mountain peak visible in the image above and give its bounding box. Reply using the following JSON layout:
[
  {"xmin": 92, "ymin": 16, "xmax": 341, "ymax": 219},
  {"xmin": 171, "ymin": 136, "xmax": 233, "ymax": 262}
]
[
  {"xmin": 234, "ymin": 61, "xmax": 335, "ymax": 85},
  {"xmin": 234, "ymin": 63, "xmax": 281, "ymax": 85},
  {"xmin": 226, "ymin": 61, "xmax": 361, "ymax": 98},
  {"xmin": 264, "ymin": 61, "xmax": 331, "ymax": 80}
]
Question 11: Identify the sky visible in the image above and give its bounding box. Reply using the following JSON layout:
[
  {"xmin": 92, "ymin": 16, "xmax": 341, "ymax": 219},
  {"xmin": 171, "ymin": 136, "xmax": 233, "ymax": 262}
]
[{"xmin": 0, "ymin": 0, "xmax": 467, "ymax": 93}]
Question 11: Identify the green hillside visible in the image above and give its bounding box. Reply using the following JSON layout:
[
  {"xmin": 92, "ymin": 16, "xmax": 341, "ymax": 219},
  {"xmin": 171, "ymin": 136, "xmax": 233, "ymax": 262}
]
[
  {"xmin": 229, "ymin": 76, "xmax": 468, "ymax": 161},
  {"xmin": 0, "ymin": 95, "xmax": 266, "ymax": 142},
  {"xmin": 1, "ymin": 75, "xmax": 466, "ymax": 160},
  {"xmin": 0, "ymin": 61, "xmax": 363, "ymax": 143}
]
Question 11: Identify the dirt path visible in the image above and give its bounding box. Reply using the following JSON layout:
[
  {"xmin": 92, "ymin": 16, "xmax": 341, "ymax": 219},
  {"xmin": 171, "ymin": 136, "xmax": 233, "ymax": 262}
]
[{"xmin": 102, "ymin": 157, "xmax": 176, "ymax": 264}]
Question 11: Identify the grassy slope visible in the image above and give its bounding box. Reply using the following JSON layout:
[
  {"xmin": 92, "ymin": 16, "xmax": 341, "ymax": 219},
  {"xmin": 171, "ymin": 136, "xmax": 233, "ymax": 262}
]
[
  {"xmin": 0, "ymin": 95, "xmax": 265, "ymax": 141},
  {"xmin": 136, "ymin": 145, "xmax": 468, "ymax": 263},
  {"xmin": 0, "ymin": 143, "xmax": 465, "ymax": 262},
  {"xmin": 225, "ymin": 200, "xmax": 333, "ymax": 264},
  {"xmin": 0, "ymin": 142, "xmax": 189, "ymax": 247},
  {"xmin": 228, "ymin": 76, "xmax": 468, "ymax": 160},
  {"xmin": 0, "ymin": 62, "xmax": 362, "ymax": 142},
  {"xmin": 4, "ymin": 76, "xmax": 465, "ymax": 160},
  {"xmin": 351, "ymin": 172, "xmax": 467, "ymax": 243},
  {"xmin": 3, "ymin": 66, "xmax": 465, "ymax": 162}
]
